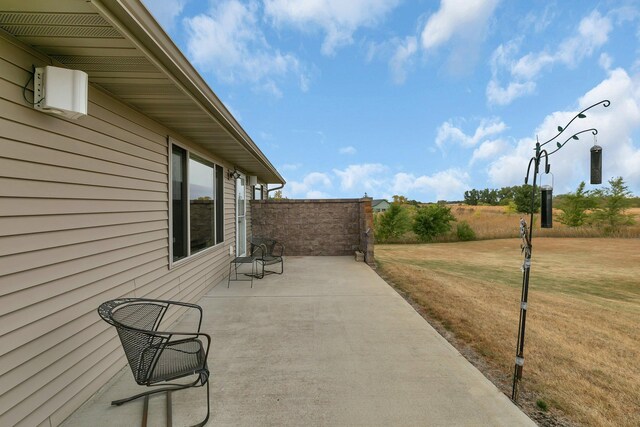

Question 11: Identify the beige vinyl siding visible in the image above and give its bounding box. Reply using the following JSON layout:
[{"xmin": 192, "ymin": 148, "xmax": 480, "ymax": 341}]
[
  {"xmin": 225, "ymin": 176, "xmax": 237, "ymax": 247},
  {"xmin": 0, "ymin": 34, "xmax": 236, "ymax": 426}
]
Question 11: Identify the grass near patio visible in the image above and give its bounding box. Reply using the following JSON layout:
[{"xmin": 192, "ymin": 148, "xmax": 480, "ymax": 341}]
[{"xmin": 376, "ymin": 238, "xmax": 640, "ymax": 426}]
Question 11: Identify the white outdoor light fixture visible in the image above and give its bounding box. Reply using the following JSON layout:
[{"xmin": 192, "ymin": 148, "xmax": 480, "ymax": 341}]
[{"xmin": 33, "ymin": 65, "xmax": 88, "ymax": 119}]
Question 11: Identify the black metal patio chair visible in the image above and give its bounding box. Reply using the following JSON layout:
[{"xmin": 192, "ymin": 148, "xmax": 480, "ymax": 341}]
[
  {"xmin": 98, "ymin": 298, "xmax": 211, "ymax": 427},
  {"xmin": 250, "ymin": 237, "xmax": 284, "ymax": 277}
]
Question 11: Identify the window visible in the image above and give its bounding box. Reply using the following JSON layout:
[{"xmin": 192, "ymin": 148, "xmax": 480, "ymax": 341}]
[
  {"xmin": 171, "ymin": 146, "xmax": 187, "ymax": 261},
  {"xmin": 170, "ymin": 143, "xmax": 224, "ymax": 263},
  {"xmin": 189, "ymin": 156, "xmax": 215, "ymax": 254},
  {"xmin": 253, "ymin": 184, "xmax": 263, "ymax": 200}
]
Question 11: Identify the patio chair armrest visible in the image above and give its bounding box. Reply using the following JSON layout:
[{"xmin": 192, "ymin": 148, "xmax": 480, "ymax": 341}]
[
  {"xmin": 273, "ymin": 241, "xmax": 285, "ymax": 257},
  {"xmin": 153, "ymin": 332, "xmax": 212, "ymax": 359},
  {"xmin": 163, "ymin": 301, "xmax": 204, "ymax": 332},
  {"xmin": 251, "ymin": 243, "xmax": 267, "ymax": 259}
]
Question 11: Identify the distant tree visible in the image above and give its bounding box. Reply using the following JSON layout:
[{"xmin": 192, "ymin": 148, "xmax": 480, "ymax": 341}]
[
  {"xmin": 589, "ymin": 177, "xmax": 636, "ymax": 234},
  {"xmin": 556, "ymin": 181, "xmax": 597, "ymax": 227},
  {"xmin": 465, "ymin": 187, "xmax": 504, "ymax": 206},
  {"xmin": 464, "ymin": 189, "xmax": 480, "ymax": 205},
  {"xmin": 269, "ymin": 190, "xmax": 286, "ymax": 200},
  {"xmin": 498, "ymin": 186, "xmax": 515, "ymax": 205},
  {"xmin": 375, "ymin": 203, "xmax": 411, "ymax": 242},
  {"xmin": 513, "ymin": 184, "xmax": 540, "ymax": 214},
  {"xmin": 392, "ymin": 195, "xmax": 409, "ymax": 204},
  {"xmin": 412, "ymin": 204, "xmax": 456, "ymax": 242},
  {"xmin": 479, "ymin": 188, "xmax": 498, "ymax": 205}
]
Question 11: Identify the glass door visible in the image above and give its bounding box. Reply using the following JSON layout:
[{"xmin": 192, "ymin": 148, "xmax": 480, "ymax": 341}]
[{"xmin": 236, "ymin": 175, "xmax": 246, "ymax": 256}]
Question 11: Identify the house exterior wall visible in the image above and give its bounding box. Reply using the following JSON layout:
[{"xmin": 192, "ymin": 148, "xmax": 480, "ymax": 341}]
[
  {"xmin": 0, "ymin": 34, "xmax": 248, "ymax": 426},
  {"xmin": 372, "ymin": 200, "xmax": 390, "ymax": 213},
  {"xmin": 250, "ymin": 198, "xmax": 374, "ymax": 265}
]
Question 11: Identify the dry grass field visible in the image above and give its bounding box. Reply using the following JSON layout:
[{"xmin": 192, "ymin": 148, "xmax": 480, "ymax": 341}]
[
  {"xmin": 452, "ymin": 205, "xmax": 640, "ymax": 240},
  {"xmin": 376, "ymin": 238, "xmax": 640, "ymax": 426},
  {"xmin": 384, "ymin": 205, "xmax": 640, "ymax": 242}
]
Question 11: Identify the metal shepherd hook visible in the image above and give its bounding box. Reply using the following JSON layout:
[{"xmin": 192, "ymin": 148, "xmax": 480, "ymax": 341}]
[{"xmin": 511, "ymin": 99, "xmax": 610, "ymax": 402}]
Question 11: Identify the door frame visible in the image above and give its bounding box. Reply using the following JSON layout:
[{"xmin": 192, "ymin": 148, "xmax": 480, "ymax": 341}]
[{"xmin": 235, "ymin": 174, "xmax": 246, "ymax": 256}]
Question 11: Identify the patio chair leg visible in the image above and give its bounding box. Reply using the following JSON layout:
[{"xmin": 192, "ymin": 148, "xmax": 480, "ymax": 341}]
[
  {"xmin": 192, "ymin": 376, "xmax": 211, "ymax": 427},
  {"xmin": 257, "ymin": 260, "xmax": 265, "ymax": 279},
  {"xmin": 166, "ymin": 390, "xmax": 172, "ymax": 427},
  {"xmin": 111, "ymin": 381, "xmax": 196, "ymax": 406},
  {"xmin": 114, "ymin": 376, "xmax": 209, "ymax": 427},
  {"xmin": 262, "ymin": 261, "xmax": 283, "ymax": 276},
  {"xmin": 142, "ymin": 395, "xmax": 149, "ymax": 427}
]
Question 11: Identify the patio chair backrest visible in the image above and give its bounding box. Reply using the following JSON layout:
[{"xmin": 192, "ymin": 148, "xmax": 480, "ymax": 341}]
[
  {"xmin": 98, "ymin": 299, "xmax": 168, "ymax": 384},
  {"xmin": 251, "ymin": 237, "xmax": 276, "ymax": 255}
]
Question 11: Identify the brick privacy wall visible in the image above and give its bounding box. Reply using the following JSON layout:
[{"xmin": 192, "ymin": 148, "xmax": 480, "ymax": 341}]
[{"xmin": 251, "ymin": 198, "xmax": 375, "ymax": 265}]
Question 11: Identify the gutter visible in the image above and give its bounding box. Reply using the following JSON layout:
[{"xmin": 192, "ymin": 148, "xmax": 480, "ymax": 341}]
[{"xmin": 266, "ymin": 184, "xmax": 285, "ymax": 198}]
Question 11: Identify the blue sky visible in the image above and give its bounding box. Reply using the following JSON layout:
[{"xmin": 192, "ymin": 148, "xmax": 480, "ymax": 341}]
[{"xmin": 143, "ymin": 0, "xmax": 640, "ymax": 201}]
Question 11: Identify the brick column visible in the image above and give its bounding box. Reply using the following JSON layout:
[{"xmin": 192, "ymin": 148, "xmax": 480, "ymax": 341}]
[{"xmin": 359, "ymin": 197, "xmax": 375, "ymax": 266}]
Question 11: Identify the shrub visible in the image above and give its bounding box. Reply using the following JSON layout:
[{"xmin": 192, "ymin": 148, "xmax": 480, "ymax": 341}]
[
  {"xmin": 456, "ymin": 221, "xmax": 476, "ymax": 241},
  {"xmin": 557, "ymin": 181, "xmax": 597, "ymax": 227},
  {"xmin": 504, "ymin": 200, "xmax": 517, "ymax": 214},
  {"xmin": 412, "ymin": 204, "xmax": 455, "ymax": 242},
  {"xmin": 589, "ymin": 177, "xmax": 636, "ymax": 234},
  {"xmin": 536, "ymin": 399, "xmax": 548, "ymax": 412},
  {"xmin": 513, "ymin": 184, "xmax": 540, "ymax": 213},
  {"xmin": 375, "ymin": 203, "xmax": 411, "ymax": 242}
]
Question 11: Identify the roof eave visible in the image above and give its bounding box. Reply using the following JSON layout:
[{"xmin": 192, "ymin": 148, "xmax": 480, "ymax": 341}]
[{"xmin": 91, "ymin": 0, "xmax": 285, "ymax": 185}]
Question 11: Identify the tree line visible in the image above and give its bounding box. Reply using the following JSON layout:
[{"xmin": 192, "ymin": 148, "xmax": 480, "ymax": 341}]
[
  {"xmin": 463, "ymin": 185, "xmax": 541, "ymax": 213},
  {"xmin": 374, "ymin": 176, "xmax": 636, "ymax": 242}
]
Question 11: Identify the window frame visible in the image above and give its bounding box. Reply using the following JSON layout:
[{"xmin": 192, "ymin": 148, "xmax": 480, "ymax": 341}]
[
  {"xmin": 253, "ymin": 183, "xmax": 263, "ymax": 200},
  {"xmin": 168, "ymin": 138, "xmax": 225, "ymax": 269}
]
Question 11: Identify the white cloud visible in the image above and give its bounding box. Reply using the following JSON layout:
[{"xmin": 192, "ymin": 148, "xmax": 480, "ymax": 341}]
[
  {"xmin": 143, "ymin": 0, "xmax": 187, "ymax": 31},
  {"xmin": 286, "ymin": 172, "xmax": 333, "ymax": 198},
  {"xmin": 306, "ymin": 190, "xmax": 331, "ymax": 198},
  {"xmin": 510, "ymin": 52, "xmax": 555, "ymax": 81},
  {"xmin": 184, "ymin": 0, "xmax": 308, "ymax": 95},
  {"xmin": 384, "ymin": 0, "xmax": 499, "ymax": 82},
  {"xmin": 390, "ymin": 36, "xmax": 418, "ymax": 84},
  {"xmin": 487, "ymin": 68, "xmax": 640, "ymax": 195},
  {"xmin": 264, "ymin": 0, "xmax": 401, "ymax": 55},
  {"xmin": 392, "ymin": 169, "xmax": 470, "ymax": 201},
  {"xmin": 333, "ymin": 163, "xmax": 389, "ymax": 192},
  {"xmin": 599, "ymin": 53, "xmax": 613, "ymax": 71},
  {"xmin": 328, "ymin": 163, "xmax": 471, "ymax": 200},
  {"xmin": 339, "ymin": 146, "xmax": 357, "ymax": 155},
  {"xmin": 487, "ymin": 10, "xmax": 613, "ymax": 105},
  {"xmin": 486, "ymin": 80, "xmax": 536, "ymax": 106},
  {"xmin": 436, "ymin": 118, "xmax": 507, "ymax": 149},
  {"xmin": 522, "ymin": 4, "xmax": 556, "ymax": 34},
  {"xmin": 281, "ymin": 163, "xmax": 302, "ymax": 171},
  {"xmin": 470, "ymin": 138, "xmax": 508, "ymax": 164},
  {"xmin": 420, "ymin": 0, "xmax": 500, "ymax": 51},
  {"xmin": 283, "ymin": 163, "xmax": 477, "ymax": 201}
]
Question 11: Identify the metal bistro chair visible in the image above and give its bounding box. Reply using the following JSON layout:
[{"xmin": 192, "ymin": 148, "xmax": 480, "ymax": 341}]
[
  {"xmin": 98, "ymin": 298, "xmax": 211, "ymax": 427},
  {"xmin": 250, "ymin": 237, "xmax": 284, "ymax": 278}
]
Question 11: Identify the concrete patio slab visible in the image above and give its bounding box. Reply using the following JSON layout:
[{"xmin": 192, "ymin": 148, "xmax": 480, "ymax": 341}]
[{"xmin": 63, "ymin": 256, "xmax": 534, "ymax": 426}]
